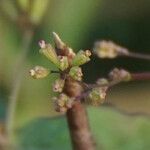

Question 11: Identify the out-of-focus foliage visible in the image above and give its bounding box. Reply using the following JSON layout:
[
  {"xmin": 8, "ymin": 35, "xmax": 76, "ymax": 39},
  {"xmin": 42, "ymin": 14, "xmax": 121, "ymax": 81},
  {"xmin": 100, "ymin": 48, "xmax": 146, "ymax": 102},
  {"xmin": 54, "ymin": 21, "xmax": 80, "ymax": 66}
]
[
  {"xmin": 0, "ymin": 0, "xmax": 150, "ymax": 149},
  {"xmin": 17, "ymin": 0, "xmax": 49, "ymax": 24},
  {"xmin": 16, "ymin": 107, "xmax": 150, "ymax": 150}
]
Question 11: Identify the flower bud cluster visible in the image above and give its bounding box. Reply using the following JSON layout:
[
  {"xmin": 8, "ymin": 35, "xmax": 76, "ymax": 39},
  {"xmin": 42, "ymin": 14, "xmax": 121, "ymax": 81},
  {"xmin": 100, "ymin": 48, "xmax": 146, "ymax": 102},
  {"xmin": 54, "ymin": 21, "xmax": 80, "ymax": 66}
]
[
  {"xmin": 52, "ymin": 79, "xmax": 65, "ymax": 93},
  {"xmin": 29, "ymin": 66, "xmax": 50, "ymax": 79},
  {"xmin": 94, "ymin": 40, "xmax": 129, "ymax": 58},
  {"xmin": 88, "ymin": 87, "xmax": 108, "ymax": 106},
  {"xmin": 58, "ymin": 56, "xmax": 69, "ymax": 71},
  {"xmin": 37, "ymin": 33, "xmax": 91, "ymax": 112},
  {"xmin": 53, "ymin": 32, "xmax": 76, "ymax": 63},
  {"xmin": 30, "ymin": 33, "xmax": 134, "ymax": 113},
  {"xmin": 72, "ymin": 50, "xmax": 91, "ymax": 66},
  {"xmin": 53, "ymin": 94, "xmax": 74, "ymax": 112},
  {"xmin": 109, "ymin": 68, "xmax": 131, "ymax": 82},
  {"xmin": 69, "ymin": 66, "xmax": 83, "ymax": 81},
  {"xmin": 39, "ymin": 33, "xmax": 91, "ymax": 75},
  {"xmin": 39, "ymin": 42, "xmax": 60, "ymax": 68}
]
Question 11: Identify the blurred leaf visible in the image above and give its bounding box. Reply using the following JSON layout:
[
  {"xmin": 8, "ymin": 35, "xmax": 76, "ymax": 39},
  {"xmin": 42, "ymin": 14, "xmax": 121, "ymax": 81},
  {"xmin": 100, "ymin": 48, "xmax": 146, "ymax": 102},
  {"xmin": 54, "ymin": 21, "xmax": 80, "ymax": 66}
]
[
  {"xmin": 1, "ymin": 0, "xmax": 18, "ymax": 21},
  {"xmin": 16, "ymin": 107, "xmax": 150, "ymax": 150},
  {"xmin": 0, "ymin": 98, "xmax": 6, "ymax": 120},
  {"xmin": 30, "ymin": 0, "xmax": 49, "ymax": 25},
  {"xmin": 16, "ymin": 116, "xmax": 71, "ymax": 150},
  {"xmin": 46, "ymin": 0, "xmax": 101, "ymax": 48},
  {"xmin": 17, "ymin": 0, "xmax": 29, "ymax": 12}
]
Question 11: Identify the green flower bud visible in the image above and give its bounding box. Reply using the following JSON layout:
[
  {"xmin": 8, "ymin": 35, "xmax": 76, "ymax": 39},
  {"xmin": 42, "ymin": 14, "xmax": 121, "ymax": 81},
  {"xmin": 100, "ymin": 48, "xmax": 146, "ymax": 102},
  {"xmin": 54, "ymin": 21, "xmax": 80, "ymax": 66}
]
[
  {"xmin": 52, "ymin": 32, "xmax": 65, "ymax": 50},
  {"xmin": 88, "ymin": 87, "xmax": 108, "ymax": 106},
  {"xmin": 69, "ymin": 66, "xmax": 83, "ymax": 81},
  {"xmin": 39, "ymin": 40, "xmax": 60, "ymax": 68},
  {"xmin": 58, "ymin": 56, "xmax": 69, "ymax": 71},
  {"xmin": 52, "ymin": 32, "xmax": 76, "ymax": 57},
  {"xmin": 72, "ymin": 50, "xmax": 91, "ymax": 66},
  {"xmin": 52, "ymin": 79, "xmax": 65, "ymax": 93},
  {"xmin": 29, "ymin": 66, "xmax": 49, "ymax": 79},
  {"xmin": 94, "ymin": 41, "xmax": 129, "ymax": 58}
]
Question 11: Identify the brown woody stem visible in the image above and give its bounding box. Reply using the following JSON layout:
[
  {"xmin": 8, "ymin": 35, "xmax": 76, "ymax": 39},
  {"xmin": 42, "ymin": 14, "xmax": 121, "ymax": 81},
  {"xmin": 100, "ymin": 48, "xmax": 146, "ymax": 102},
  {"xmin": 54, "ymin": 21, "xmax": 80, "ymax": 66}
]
[
  {"xmin": 63, "ymin": 76, "xmax": 96, "ymax": 150},
  {"xmin": 66, "ymin": 102, "xmax": 95, "ymax": 150},
  {"xmin": 65, "ymin": 71, "xmax": 150, "ymax": 150},
  {"xmin": 131, "ymin": 72, "xmax": 150, "ymax": 81}
]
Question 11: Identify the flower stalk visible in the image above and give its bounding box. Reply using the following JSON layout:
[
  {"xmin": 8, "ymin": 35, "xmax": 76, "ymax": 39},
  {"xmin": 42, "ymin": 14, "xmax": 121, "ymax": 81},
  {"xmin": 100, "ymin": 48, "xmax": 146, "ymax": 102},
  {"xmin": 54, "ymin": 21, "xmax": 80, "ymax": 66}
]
[
  {"xmin": 131, "ymin": 72, "xmax": 150, "ymax": 81},
  {"xmin": 94, "ymin": 40, "xmax": 150, "ymax": 61},
  {"xmin": 30, "ymin": 32, "xmax": 150, "ymax": 150},
  {"xmin": 67, "ymin": 102, "xmax": 95, "ymax": 150},
  {"xmin": 6, "ymin": 29, "xmax": 33, "ymax": 142},
  {"xmin": 30, "ymin": 33, "xmax": 95, "ymax": 150}
]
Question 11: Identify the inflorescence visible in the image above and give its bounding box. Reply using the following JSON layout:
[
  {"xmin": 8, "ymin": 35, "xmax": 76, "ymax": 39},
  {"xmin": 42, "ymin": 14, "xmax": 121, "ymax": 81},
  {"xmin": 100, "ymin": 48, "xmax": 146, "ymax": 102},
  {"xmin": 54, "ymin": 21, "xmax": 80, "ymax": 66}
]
[{"xmin": 30, "ymin": 32, "xmax": 147, "ymax": 112}]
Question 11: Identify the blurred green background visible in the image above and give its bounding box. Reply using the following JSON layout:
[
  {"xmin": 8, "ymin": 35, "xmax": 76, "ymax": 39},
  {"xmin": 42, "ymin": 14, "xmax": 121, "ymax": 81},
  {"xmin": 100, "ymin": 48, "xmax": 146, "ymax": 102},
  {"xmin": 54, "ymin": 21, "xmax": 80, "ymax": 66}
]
[{"xmin": 0, "ymin": 0, "xmax": 150, "ymax": 150}]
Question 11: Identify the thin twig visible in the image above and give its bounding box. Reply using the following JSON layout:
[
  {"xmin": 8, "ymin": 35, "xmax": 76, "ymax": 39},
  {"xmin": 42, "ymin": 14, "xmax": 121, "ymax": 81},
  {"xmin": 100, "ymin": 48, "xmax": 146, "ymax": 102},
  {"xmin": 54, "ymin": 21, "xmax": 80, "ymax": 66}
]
[
  {"xmin": 6, "ymin": 29, "xmax": 33, "ymax": 140},
  {"xmin": 75, "ymin": 80, "xmax": 122, "ymax": 101},
  {"xmin": 131, "ymin": 72, "xmax": 150, "ymax": 81},
  {"xmin": 75, "ymin": 72, "xmax": 150, "ymax": 101},
  {"xmin": 125, "ymin": 52, "xmax": 150, "ymax": 61}
]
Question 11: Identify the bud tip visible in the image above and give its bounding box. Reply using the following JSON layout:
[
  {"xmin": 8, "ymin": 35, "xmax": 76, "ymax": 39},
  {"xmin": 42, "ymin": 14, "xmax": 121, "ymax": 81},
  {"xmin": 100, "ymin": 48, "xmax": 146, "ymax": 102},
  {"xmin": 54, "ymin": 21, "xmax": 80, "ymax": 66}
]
[
  {"xmin": 39, "ymin": 40, "xmax": 46, "ymax": 49},
  {"xmin": 29, "ymin": 69, "xmax": 35, "ymax": 76}
]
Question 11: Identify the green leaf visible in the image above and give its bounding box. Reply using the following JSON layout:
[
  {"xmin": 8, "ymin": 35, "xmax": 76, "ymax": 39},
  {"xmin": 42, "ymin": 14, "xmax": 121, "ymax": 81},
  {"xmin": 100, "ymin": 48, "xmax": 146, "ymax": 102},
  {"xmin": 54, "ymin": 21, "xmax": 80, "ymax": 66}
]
[
  {"xmin": 15, "ymin": 107, "xmax": 150, "ymax": 150},
  {"xmin": 16, "ymin": 116, "xmax": 71, "ymax": 150}
]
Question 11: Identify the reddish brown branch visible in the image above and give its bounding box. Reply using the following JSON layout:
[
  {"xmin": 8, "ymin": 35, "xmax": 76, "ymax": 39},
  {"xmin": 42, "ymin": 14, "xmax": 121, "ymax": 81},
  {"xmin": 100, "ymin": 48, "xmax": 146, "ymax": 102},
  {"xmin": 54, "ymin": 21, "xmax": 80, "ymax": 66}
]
[
  {"xmin": 131, "ymin": 72, "xmax": 150, "ymax": 81},
  {"xmin": 66, "ymin": 102, "xmax": 95, "ymax": 150},
  {"xmin": 63, "ymin": 76, "xmax": 96, "ymax": 150}
]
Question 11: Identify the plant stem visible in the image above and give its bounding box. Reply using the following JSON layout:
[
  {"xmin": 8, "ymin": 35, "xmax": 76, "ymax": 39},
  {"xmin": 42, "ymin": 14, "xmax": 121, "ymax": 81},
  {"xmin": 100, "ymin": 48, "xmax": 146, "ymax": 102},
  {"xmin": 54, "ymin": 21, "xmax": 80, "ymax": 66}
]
[
  {"xmin": 66, "ymin": 102, "xmax": 95, "ymax": 150},
  {"xmin": 63, "ymin": 76, "xmax": 96, "ymax": 150},
  {"xmin": 126, "ymin": 52, "xmax": 150, "ymax": 61},
  {"xmin": 0, "ymin": 133, "xmax": 7, "ymax": 150},
  {"xmin": 131, "ymin": 72, "xmax": 150, "ymax": 81},
  {"xmin": 6, "ymin": 29, "xmax": 33, "ymax": 141}
]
